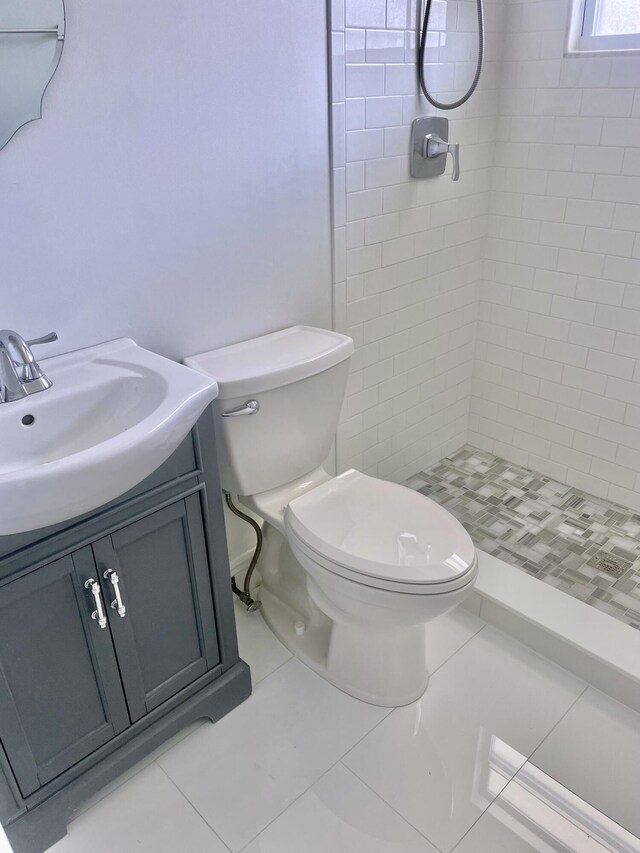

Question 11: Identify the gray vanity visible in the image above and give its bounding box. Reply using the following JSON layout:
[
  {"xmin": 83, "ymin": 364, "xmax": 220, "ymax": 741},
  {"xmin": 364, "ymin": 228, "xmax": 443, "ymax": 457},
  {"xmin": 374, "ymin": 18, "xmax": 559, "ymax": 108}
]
[{"xmin": 0, "ymin": 408, "xmax": 251, "ymax": 852}]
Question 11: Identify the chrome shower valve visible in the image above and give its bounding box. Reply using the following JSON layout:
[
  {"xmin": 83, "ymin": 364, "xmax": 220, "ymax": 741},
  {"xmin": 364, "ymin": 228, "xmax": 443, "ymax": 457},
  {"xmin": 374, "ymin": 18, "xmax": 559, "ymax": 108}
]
[
  {"xmin": 410, "ymin": 117, "xmax": 461, "ymax": 182},
  {"xmin": 422, "ymin": 134, "xmax": 460, "ymax": 182}
]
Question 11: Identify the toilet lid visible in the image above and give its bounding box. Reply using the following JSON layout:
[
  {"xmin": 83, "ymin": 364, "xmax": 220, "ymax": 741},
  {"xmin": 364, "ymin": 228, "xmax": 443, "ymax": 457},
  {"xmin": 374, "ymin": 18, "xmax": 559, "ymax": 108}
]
[{"xmin": 285, "ymin": 469, "xmax": 476, "ymax": 586}]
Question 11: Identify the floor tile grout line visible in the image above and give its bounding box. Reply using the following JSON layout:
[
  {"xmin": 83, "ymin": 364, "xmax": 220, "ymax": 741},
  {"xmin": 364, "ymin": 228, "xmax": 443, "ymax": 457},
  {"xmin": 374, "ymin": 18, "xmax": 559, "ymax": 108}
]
[
  {"xmin": 343, "ymin": 760, "xmax": 450, "ymax": 853},
  {"xmin": 232, "ymin": 658, "xmax": 397, "ymax": 851},
  {"xmin": 518, "ymin": 683, "xmax": 637, "ymax": 827},
  {"xmin": 65, "ymin": 721, "xmax": 208, "ymax": 828},
  {"xmin": 449, "ymin": 684, "xmax": 595, "ymax": 849},
  {"xmin": 68, "ymin": 762, "xmax": 152, "ymax": 825},
  {"xmin": 234, "ymin": 770, "xmax": 328, "ymax": 852},
  {"xmin": 445, "ymin": 752, "xmax": 539, "ymax": 853},
  {"xmin": 478, "ymin": 615, "xmax": 595, "ymax": 707},
  {"xmin": 459, "ymin": 659, "xmax": 591, "ymax": 843},
  {"xmin": 449, "ymin": 810, "xmax": 484, "ymax": 853},
  {"xmin": 526, "ymin": 681, "xmax": 590, "ymax": 767},
  {"xmin": 233, "ymin": 717, "xmax": 426, "ymax": 853},
  {"xmin": 156, "ymin": 653, "xmax": 395, "ymax": 853},
  {"xmin": 241, "ymin": 621, "xmax": 491, "ymax": 851},
  {"xmin": 152, "ymin": 655, "xmax": 395, "ymax": 852},
  {"xmin": 157, "ymin": 761, "xmax": 234, "ymax": 853},
  {"xmin": 429, "ymin": 621, "xmax": 487, "ymax": 678},
  {"xmin": 233, "ymin": 743, "xmax": 387, "ymax": 853},
  {"xmin": 329, "ymin": 626, "xmax": 495, "ymax": 853},
  {"xmin": 66, "ymin": 636, "xmax": 595, "ymax": 851},
  {"xmin": 238, "ymin": 623, "xmax": 492, "ymax": 851},
  {"xmin": 70, "ymin": 628, "xmax": 292, "ymax": 832},
  {"xmin": 341, "ymin": 648, "xmax": 591, "ymax": 853},
  {"xmin": 154, "ymin": 611, "xmax": 586, "ymax": 852},
  {"xmin": 73, "ymin": 631, "xmax": 590, "ymax": 850},
  {"xmin": 339, "ymin": 759, "xmax": 447, "ymax": 853},
  {"xmin": 471, "ymin": 755, "xmax": 640, "ymax": 850},
  {"xmin": 247, "ymin": 649, "xmax": 294, "ymax": 689},
  {"xmin": 450, "ymin": 683, "xmax": 605, "ymax": 853}
]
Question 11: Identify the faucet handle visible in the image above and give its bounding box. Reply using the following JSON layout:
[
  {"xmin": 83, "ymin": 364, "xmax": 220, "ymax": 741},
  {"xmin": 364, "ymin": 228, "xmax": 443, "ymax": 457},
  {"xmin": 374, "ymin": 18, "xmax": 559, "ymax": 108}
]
[
  {"xmin": 26, "ymin": 332, "xmax": 58, "ymax": 347},
  {"xmin": 423, "ymin": 134, "xmax": 460, "ymax": 182},
  {"xmin": 21, "ymin": 332, "xmax": 57, "ymax": 383}
]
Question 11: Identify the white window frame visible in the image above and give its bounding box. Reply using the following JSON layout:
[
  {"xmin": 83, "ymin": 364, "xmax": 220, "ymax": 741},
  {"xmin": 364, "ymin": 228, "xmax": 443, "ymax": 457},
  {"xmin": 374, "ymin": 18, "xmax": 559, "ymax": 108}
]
[{"xmin": 568, "ymin": 0, "xmax": 640, "ymax": 55}]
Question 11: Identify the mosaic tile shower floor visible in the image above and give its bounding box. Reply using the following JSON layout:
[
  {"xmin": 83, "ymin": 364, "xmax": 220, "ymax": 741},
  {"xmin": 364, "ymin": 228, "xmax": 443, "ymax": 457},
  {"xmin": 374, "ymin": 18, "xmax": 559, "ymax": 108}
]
[{"xmin": 405, "ymin": 446, "xmax": 640, "ymax": 631}]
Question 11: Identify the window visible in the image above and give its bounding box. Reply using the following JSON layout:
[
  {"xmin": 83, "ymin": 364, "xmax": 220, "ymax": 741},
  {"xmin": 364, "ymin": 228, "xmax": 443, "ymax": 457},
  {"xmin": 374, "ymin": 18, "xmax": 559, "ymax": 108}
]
[{"xmin": 569, "ymin": 0, "xmax": 640, "ymax": 53}]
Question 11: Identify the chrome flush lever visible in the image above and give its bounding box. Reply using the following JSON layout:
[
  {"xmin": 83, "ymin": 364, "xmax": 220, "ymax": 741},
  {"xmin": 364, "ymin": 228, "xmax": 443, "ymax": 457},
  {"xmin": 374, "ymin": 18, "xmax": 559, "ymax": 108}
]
[
  {"xmin": 423, "ymin": 134, "xmax": 460, "ymax": 181},
  {"xmin": 222, "ymin": 400, "xmax": 260, "ymax": 417}
]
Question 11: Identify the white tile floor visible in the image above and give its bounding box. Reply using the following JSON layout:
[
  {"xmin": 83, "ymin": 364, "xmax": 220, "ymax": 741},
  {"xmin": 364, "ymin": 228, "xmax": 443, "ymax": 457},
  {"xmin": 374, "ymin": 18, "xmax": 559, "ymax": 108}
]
[{"xmin": 48, "ymin": 603, "xmax": 640, "ymax": 853}]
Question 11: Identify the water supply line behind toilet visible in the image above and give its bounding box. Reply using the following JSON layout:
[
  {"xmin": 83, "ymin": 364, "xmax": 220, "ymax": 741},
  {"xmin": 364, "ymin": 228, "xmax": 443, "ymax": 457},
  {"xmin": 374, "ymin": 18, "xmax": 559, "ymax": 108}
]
[{"xmin": 225, "ymin": 493, "xmax": 262, "ymax": 612}]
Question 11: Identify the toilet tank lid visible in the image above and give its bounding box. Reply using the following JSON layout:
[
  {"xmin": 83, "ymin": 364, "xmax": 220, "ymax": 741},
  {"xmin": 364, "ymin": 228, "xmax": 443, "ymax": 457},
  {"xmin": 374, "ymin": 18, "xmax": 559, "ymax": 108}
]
[{"xmin": 184, "ymin": 326, "xmax": 354, "ymax": 399}]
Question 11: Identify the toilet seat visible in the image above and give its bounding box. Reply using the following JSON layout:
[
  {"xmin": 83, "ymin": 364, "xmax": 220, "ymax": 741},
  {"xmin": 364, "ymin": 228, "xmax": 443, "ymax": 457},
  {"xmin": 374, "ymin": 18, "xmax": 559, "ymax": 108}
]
[{"xmin": 284, "ymin": 469, "xmax": 477, "ymax": 595}]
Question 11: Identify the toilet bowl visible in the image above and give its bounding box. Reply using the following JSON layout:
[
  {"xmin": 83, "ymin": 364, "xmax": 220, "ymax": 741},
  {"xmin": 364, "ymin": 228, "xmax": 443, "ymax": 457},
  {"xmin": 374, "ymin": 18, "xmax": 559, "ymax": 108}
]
[{"xmin": 185, "ymin": 326, "xmax": 477, "ymax": 707}]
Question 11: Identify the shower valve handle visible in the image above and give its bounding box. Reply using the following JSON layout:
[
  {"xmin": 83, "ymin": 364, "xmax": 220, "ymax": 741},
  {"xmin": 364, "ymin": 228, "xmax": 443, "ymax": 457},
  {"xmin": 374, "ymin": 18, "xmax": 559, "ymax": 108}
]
[{"xmin": 423, "ymin": 134, "xmax": 460, "ymax": 181}]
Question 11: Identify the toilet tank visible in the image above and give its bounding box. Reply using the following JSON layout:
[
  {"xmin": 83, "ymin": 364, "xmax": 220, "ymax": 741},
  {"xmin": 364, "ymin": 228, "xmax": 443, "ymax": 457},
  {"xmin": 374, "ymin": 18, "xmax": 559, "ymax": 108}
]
[{"xmin": 184, "ymin": 326, "xmax": 354, "ymax": 496}]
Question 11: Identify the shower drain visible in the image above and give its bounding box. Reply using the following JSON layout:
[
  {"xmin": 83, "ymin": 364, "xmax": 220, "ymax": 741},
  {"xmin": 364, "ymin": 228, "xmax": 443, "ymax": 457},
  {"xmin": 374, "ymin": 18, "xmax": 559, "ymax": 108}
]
[{"xmin": 587, "ymin": 550, "xmax": 631, "ymax": 579}]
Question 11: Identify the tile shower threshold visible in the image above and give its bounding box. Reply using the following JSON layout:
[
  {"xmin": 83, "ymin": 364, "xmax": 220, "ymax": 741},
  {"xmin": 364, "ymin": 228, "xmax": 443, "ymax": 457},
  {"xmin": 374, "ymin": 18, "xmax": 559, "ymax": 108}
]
[
  {"xmin": 468, "ymin": 550, "xmax": 640, "ymax": 713},
  {"xmin": 405, "ymin": 445, "xmax": 640, "ymax": 712}
]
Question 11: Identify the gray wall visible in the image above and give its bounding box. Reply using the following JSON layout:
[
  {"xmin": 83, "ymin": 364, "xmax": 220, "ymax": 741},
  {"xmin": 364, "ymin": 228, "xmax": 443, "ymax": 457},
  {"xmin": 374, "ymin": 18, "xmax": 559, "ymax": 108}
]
[{"xmin": 0, "ymin": 0, "xmax": 332, "ymax": 361}]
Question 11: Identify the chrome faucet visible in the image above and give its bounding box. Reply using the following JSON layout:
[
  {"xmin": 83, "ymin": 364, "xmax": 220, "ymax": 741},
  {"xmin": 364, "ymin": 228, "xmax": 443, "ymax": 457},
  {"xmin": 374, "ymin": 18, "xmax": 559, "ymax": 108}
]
[{"xmin": 0, "ymin": 330, "xmax": 58, "ymax": 403}]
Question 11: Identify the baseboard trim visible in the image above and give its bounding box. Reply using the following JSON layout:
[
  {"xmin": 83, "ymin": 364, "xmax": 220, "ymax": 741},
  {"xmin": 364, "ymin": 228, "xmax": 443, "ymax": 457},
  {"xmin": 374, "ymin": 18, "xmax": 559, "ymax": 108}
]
[{"xmin": 230, "ymin": 547, "xmax": 255, "ymax": 577}]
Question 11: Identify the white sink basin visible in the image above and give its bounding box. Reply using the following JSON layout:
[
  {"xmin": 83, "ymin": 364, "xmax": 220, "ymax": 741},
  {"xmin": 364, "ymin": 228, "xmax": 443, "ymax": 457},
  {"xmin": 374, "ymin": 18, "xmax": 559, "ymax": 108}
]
[{"xmin": 0, "ymin": 338, "xmax": 219, "ymax": 535}]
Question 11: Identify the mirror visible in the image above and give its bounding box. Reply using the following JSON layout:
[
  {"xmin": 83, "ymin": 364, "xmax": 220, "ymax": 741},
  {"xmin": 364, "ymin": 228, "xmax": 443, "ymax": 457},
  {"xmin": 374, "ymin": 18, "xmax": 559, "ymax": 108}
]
[{"xmin": 0, "ymin": 0, "xmax": 65, "ymax": 150}]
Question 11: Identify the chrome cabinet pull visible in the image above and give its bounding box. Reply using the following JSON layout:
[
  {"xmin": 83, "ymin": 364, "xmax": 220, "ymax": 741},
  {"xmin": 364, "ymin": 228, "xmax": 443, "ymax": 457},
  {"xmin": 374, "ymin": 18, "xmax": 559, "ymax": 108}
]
[
  {"xmin": 85, "ymin": 579, "xmax": 107, "ymax": 629},
  {"xmin": 221, "ymin": 399, "xmax": 260, "ymax": 417},
  {"xmin": 103, "ymin": 569, "xmax": 126, "ymax": 618}
]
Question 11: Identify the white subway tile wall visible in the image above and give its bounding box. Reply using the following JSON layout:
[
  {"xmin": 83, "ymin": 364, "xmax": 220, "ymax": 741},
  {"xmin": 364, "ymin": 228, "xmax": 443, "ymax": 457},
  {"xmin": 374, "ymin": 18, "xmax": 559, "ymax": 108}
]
[
  {"xmin": 330, "ymin": 0, "xmax": 640, "ymax": 509},
  {"xmin": 331, "ymin": 0, "xmax": 508, "ymax": 483},
  {"xmin": 474, "ymin": 0, "xmax": 640, "ymax": 510}
]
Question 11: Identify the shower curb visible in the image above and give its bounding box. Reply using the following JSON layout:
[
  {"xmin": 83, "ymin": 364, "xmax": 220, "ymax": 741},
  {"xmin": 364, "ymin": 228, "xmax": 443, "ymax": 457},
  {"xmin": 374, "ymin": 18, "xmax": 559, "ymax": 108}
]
[{"xmin": 464, "ymin": 551, "xmax": 640, "ymax": 713}]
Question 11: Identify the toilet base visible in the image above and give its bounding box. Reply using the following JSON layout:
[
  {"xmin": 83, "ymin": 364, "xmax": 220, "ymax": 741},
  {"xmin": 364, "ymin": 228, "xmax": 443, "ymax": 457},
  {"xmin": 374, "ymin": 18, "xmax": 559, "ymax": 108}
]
[
  {"xmin": 257, "ymin": 524, "xmax": 431, "ymax": 707},
  {"xmin": 260, "ymin": 586, "xmax": 429, "ymax": 707}
]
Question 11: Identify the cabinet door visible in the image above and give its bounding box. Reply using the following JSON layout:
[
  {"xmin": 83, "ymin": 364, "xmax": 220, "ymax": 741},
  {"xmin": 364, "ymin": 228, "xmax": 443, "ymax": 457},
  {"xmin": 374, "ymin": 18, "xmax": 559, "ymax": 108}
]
[
  {"xmin": 93, "ymin": 495, "xmax": 220, "ymax": 722},
  {"xmin": 0, "ymin": 551, "xmax": 129, "ymax": 797}
]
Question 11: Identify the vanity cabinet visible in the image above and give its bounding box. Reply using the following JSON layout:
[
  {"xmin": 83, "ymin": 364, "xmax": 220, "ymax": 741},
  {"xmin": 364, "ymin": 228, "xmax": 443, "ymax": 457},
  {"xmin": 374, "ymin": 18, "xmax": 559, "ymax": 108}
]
[
  {"xmin": 91, "ymin": 496, "xmax": 220, "ymax": 721},
  {"xmin": 0, "ymin": 551, "xmax": 130, "ymax": 799},
  {"xmin": 0, "ymin": 408, "xmax": 251, "ymax": 853}
]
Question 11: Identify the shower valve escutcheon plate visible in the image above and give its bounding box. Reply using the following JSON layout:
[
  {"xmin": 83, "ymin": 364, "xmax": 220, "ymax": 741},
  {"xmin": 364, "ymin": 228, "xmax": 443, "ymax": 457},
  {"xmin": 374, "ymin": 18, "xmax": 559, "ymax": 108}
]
[{"xmin": 410, "ymin": 117, "xmax": 460, "ymax": 181}]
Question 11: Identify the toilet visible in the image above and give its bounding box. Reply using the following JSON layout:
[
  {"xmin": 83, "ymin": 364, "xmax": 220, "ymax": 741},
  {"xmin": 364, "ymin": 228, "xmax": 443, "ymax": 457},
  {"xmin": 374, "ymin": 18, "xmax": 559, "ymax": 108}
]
[{"xmin": 186, "ymin": 326, "xmax": 477, "ymax": 707}]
